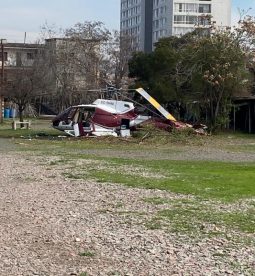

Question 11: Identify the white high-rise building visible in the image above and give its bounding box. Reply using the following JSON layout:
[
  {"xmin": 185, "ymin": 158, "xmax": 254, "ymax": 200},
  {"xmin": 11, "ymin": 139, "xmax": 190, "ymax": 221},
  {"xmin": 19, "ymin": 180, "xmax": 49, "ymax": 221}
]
[{"xmin": 120, "ymin": 0, "xmax": 232, "ymax": 52}]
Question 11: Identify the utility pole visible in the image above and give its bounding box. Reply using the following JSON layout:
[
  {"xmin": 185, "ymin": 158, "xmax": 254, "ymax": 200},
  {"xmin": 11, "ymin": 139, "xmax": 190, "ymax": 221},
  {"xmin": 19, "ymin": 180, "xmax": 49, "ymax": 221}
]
[{"xmin": 0, "ymin": 39, "xmax": 7, "ymax": 123}]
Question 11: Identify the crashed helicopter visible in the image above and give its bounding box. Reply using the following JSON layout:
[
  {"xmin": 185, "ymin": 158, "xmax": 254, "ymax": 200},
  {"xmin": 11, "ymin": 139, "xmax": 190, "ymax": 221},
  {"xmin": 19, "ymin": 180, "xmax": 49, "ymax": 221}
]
[{"xmin": 52, "ymin": 88, "xmax": 206, "ymax": 137}]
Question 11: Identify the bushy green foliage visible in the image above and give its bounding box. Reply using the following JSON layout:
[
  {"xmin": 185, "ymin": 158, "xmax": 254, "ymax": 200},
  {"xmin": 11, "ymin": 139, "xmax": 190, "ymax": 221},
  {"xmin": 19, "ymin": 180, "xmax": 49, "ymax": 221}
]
[{"xmin": 129, "ymin": 28, "xmax": 250, "ymax": 130}]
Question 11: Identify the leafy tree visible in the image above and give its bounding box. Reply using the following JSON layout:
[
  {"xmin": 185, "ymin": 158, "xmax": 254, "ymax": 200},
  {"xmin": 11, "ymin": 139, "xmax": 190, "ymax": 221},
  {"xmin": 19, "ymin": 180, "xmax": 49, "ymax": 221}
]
[
  {"xmin": 129, "ymin": 28, "xmax": 249, "ymax": 129},
  {"xmin": 187, "ymin": 30, "xmax": 247, "ymax": 128},
  {"xmin": 129, "ymin": 32, "xmax": 200, "ymax": 103},
  {"xmin": 129, "ymin": 46, "xmax": 177, "ymax": 102}
]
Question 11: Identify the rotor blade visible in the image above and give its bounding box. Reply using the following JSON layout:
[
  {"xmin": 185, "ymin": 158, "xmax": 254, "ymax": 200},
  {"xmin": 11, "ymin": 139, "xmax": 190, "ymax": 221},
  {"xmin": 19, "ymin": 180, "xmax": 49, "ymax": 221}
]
[{"xmin": 135, "ymin": 88, "xmax": 177, "ymax": 122}]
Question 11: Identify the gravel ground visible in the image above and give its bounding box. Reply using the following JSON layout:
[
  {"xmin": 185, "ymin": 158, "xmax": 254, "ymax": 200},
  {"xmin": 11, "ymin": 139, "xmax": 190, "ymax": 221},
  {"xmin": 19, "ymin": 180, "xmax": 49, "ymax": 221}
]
[
  {"xmin": 0, "ymin": 139, "xmax": 254, "ymax": 275},
  {"xmin": 77, "ymin": 146, "xmax": 255, "ymax": 162},
  {"xmin": 76, "ymin": 136, "xmax": 255, "ymax": 162}
]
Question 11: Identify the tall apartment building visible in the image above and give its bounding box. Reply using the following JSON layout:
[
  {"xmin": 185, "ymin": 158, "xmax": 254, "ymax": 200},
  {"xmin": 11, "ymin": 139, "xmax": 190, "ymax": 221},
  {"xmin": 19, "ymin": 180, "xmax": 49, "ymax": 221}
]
[
  {"xmin": 120, "ymin": 0, "xmax": 153, "ymax": 53},
  {"xmin": 120, "ymin": 0, "xmax": 231, "ymax": 52}
]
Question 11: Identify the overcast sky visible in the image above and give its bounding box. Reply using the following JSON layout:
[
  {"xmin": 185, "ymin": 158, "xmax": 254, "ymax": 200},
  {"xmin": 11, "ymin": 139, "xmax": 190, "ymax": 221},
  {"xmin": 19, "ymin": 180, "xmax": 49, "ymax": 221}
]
[{"xmin": 0, "ymin": 0, "xmax": 254, "ymax": 43}]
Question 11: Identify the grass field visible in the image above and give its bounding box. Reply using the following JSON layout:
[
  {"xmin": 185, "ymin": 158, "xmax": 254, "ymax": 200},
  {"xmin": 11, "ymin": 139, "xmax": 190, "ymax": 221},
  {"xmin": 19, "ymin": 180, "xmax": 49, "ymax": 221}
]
[
  {"xmin": 0, "ymin": 118, "xmax": 60, "ymax": 138},
  {"xmin": 0, "ymin": 118, "xmax": 255, "ymax": 239}
]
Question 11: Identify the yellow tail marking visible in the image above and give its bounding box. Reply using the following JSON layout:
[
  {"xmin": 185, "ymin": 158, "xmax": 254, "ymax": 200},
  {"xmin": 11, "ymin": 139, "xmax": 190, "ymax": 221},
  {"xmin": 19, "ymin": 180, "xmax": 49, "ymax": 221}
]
[
  {"xmin": 149, "ymin": 97, "xmax": 160, "ymax": 109},
  {"xmin": 167, "ymin": 113, "xmax": 177, "ymax": 122},
  {"xmin": 136, "ymin": 87, "xmax": 177, "ymax": 122}
]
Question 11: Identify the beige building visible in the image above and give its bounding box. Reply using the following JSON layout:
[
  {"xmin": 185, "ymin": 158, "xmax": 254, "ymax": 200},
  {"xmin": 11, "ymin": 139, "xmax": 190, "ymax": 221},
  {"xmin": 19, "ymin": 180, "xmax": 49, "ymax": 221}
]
[{"xmin": 0, "ymin": 42, "xmax": 42, "ymax": 121}]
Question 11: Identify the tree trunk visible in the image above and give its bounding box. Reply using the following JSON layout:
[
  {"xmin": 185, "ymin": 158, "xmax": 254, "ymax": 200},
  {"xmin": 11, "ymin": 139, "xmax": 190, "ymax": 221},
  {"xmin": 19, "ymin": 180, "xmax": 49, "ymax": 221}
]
[
  {"xmin": 18, "ymin": 106, "xmax": 24, "ymax": 128},
  {"xmin": 214, "ymin": 88, "xmax": 224, "ymax": 129},
  {"xmin": 210, "ymin": 90, "xmax": 214, "ymax": 128}
]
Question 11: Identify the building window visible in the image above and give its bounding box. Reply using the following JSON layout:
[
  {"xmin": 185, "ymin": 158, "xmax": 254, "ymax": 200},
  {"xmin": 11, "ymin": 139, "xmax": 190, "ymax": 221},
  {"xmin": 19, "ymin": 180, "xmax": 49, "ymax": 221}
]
[
  {"xmin": 174, "ymin": 15, "xmax": 198, "ymax": 25},
  {"xmin": 27, "ymin": 53, "xmax": 34, "ymax": 60},
  {"xmin": 0, "ymin": 52, "xmax": 8, "ymax": 61},
  {"xmin": 199, "ymin": 4, "xmax": 211, "ymax": 13}
]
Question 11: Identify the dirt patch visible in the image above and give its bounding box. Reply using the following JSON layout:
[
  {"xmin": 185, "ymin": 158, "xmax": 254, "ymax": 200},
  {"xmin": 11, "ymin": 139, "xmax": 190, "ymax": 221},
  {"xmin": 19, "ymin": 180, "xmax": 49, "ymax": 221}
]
[
  {"xmin": 77, "ymin": 145, "xmax": 255, "ymax": 162},
  {"xmin": 0, "ymin": 152, "xmax": 254, "ymax": 275},
  {"xmin": 0, "ymin": 138, "xmax": 17, "ymax": 152}
]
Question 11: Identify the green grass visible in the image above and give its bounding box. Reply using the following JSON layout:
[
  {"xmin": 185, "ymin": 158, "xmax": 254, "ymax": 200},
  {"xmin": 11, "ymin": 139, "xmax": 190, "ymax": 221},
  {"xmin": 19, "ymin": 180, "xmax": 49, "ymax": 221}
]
[
  {"xmin": 144, "ymin": 197, "xmax": 255, "ymax": 235},
  {"xmin": 1, "ymin": 126, "xmax": 254, "ymax": 203},
  {"xmin": 63, "ymin": 157, "xmax": 255, "ymax": 202},
  {"xmin": 226, "ymin": 144, "xmax": 255, "ymax": 153},
  {"xmin": 1, "ymin": 124, "xmax": 255, "ymax": 235},
  {"xmin": 79, "ymin": 251, "xmax": 96, "ymax": 257},
  {"xmin": 79, "ymin": 273, "xmax": 89, "ymax": 276},
  {"xmin": 145, "ymin": 217, "xmax": 163, "ymax": 230},
  {"xmin": 143, "ymin": 197, "xmax": 168, "ymax": 205},
  {"xmin": 0, "ymin": 118, "xmax": 61, "ymax": 138},
  {"xmin": 57, "ymin": 153, "xmax": 255, "ymax": 241},
  {"xmin": 156, "ymin": 207, "xmax": 255, "ymax": 234},
  {"xmin": 0, "ymin": 128, "xmax": 61, "ymax": 138}
]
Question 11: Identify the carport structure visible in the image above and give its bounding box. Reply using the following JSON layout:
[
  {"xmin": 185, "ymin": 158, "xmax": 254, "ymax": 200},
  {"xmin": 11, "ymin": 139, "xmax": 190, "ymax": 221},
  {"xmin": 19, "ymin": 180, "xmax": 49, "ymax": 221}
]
[{"xmin": 232, "ymin": 96, "xmax": 255, "ymax": 134}]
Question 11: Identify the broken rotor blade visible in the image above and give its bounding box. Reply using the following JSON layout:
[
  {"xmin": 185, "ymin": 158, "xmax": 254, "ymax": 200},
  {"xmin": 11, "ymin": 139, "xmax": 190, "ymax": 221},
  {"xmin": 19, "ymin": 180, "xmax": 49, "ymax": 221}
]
[{"xmin": 135, "ymin": 88, "xmax": 177, "ymax": 122}]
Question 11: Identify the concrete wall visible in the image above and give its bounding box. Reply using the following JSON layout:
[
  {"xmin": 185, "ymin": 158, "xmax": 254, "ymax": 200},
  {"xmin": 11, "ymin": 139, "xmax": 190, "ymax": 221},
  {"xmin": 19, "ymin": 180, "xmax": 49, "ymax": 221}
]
[
  {"xmin": 211, "ymin": 0, "xmax": 232, "ymax": 27},
  {"xmin": 1, "ymin": 45, "xmax": 39, "ymax": 68}
]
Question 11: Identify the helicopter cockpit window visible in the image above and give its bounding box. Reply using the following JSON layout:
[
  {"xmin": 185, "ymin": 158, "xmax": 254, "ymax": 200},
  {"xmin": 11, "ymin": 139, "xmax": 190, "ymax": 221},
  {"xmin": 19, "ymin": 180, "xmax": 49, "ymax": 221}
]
[
  {"xmin": 80, "ymin": 110, "xmax": 93, "ymax": 128},
  {"xmin": 62, "ymin": 108, "xmax": 77, "ymax": 125},
  {"xmin": 68, "ymin": 108, "xmax": 77, "ymax": 120}
]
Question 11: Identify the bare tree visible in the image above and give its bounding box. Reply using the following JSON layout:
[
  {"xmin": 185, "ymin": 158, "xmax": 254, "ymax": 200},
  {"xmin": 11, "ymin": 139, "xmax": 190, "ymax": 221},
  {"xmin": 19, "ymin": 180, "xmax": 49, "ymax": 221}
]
[
  {"xmin": 4, "ymin": 43, "xmax": 48, "ymax": 123},
  {"xmin": 7, "ymin": 68, "xmax": 39, "ymax": 122},
  {"xmin": 103, "ymin": 31, "xmax": 135, "ymax": 89},
  {"xmin": 36, "ymin": 22, "xmax": 136, "ymax": 112},
  {"xmin": 38, "ymin": 22, "xmax": 111, "ymax": 111}
]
